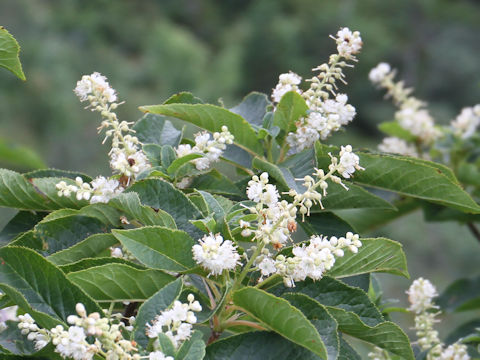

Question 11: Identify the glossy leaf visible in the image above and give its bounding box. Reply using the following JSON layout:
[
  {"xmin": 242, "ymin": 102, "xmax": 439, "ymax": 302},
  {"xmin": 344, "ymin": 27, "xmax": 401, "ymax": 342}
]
[
  {"xmin": 233, "ymin": 287, "xmax": 327, "ymax": 358},
  {"xmin": 273, "ymin": 91, "xmax": 308, "ymax": 142}
]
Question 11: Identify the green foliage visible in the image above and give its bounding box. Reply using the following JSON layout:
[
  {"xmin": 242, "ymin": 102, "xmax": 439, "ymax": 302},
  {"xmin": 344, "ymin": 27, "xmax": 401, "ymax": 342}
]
[{"xmin": 0, "ymin": 27, "xmax": 25, "ymax": 80}]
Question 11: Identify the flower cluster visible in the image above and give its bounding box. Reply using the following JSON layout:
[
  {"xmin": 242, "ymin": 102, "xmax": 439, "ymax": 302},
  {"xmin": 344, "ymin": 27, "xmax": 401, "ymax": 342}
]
[
  {"xmin": 271, "ymin": 28, "xmax": 361, "ymax": 153},
  {"xmin": 18, "ymin": 303, "xmax": 184, "ymax": 360},
  {"xmin": 406, "ymin": 278, "xmax": 471, "ymax": 360},
  {"xmin": 369, "ymin": 62, "xmax": 441, "ymax": 157},
  {"xmin": 256, "ymin": 232, "xmax": 361, "ymax": 287},
  {"xmin": 56, "ymin": 176, "xmax": 123, "ymax": 204},
  {"xmin": 192, "ymin": 233, "xmax": 241, "ymax": 276},
  {"xmin": 147, "ymin": 294, "xmax": 202, "ymax": 348},
  {"xmin": 176, "ymin": 126, "xmax": 234, "ymax": 171},
  {"xmin": 451, "ymin": 105, "xmax": 480, "ymax": 139},
  {"xmin": 74, "ymin": 72, "xmax": 150, "ymax": 179}
]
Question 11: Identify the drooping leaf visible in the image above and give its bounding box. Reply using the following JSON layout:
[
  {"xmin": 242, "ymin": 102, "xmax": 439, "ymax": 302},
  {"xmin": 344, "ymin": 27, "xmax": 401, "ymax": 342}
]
[
  {"xmin": 67, "ymin": 263, "xmax": 175, "ymax": 301},
  {"xmin": 0, "ymin": 27, "xmax": 25, "ymax": 80},
  {"xmin": 327, "ymin": 238, "xmax": 409, "ymax": 278},
  {"xmin": 0, "ymin": 210, "xmax": 46, "ymax": 246},
  {"xmin": 127, "ymin": 178, "xmax": 202, "ymax": 238},
  {"xmin": 232, "ymin": 287, "xmax": 327, "ymax": 358},
  {"xmin": 133, "ymin": 114, "xmax": 183, "ymax": 147},
  {"xmin": 0, "ymin": 246, "xmax": 101, "ymax": 328},
  {"xmin": 140, "ymin": 103, "xmax": 264, "ymax": 156},
  {"xmin": 134, "ymin": 278, "xmax": 183, "ymax": 348},
  {"xmin": 112, "ymin": 226, "xmax": 196, "ymax": 271}
]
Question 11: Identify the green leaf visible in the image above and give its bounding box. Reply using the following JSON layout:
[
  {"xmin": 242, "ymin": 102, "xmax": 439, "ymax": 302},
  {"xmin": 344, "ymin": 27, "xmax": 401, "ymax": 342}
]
[
  {"xmin": 445, "ymin": 319, "xmax": 480, "ymax": 345},
  {"xmin": 24, "ymin": 169, "xmax": 91, "ymax": 182},
  {"xmin": 350, "ymin": 153, "xmax": 480, "ymax": 213},
  {"xmin": 59, "ymin": 257, "xmax": 146, "ymax": 273},
  {"xmin": 164, "ymin": 91, "xmax": 204, "ymax": 105},
  {"xmin": 233, "ymin": 287, "xmax": 327, "ymax": 358},
  {"xmin": 205, "ymin": 332, "xmax": 323, "ymax": 360},
  {"xmin": 108, "ymin": 192, "xmax": 176, "ymax": 228},
  {"xmin": 67, "ymin": 263, "xmax": 175, "ymax": 301},
  {"xmin": 282, "ymin": 293, "xmax": 339, "ymax": 360},
  {"xmin": 134, "ymin": 278, "xmax": 183, "ymax": 348},
  {"xmin": 133, "ymin": 114, "xmax": 183, "ymax": 147},
  {"xmin": 338, "ymin": 336, "xmax": 361, "ymax": 360},
  {"xmin": 47, "ymin": 233, "xmax": 117, "ymax": 265},
  {"xmin": 327, "ymin": 238, "xmax": 409, "ymax": 278},
  {"xmin": 0, "ymin": 246, "xmax": 101, "ymax": 328},
  {"xmin": 0, "ymin": 210, "xmax": 45, "ymax": 246},
  {"xmin": 273, "ymin": 91, "xmax": 308, "ymax": 142},
  {"xmin": 436, "ymin": 276, "xmax": 480, "ymax": 312},
  {"xmin": 0, "ymin": 139, "xmax": 45, "ymax": 171},
  {"xmin": 13, "ymin": 214, "xmax": 109, "ymax": 255},
  {"xmin": 176, "ymin": 330, "xmax": 206, "ymax": 360},
  {"xmin": 167, "ymin": 153, "xmax": 203, "ymax": 175},
  {"xmin": 0, "ymin": 320, "xmax": 36, "ymax": 355},
  {"xmin": 112, "ymin": 226, "xmax": 196, "ymax": 271},
  {"xmin": 378, "ymin": 121, "xmax": 416, "ymax": 142},
  {"xmin": 190, "ymin": 170, "xmax": 243, "ymax": 196},
  {"xmin": 143, "ymin": 144, "xmax": 163, "ymax": 166},
  {"xmin": 271, "ymin": 277, "xmax": 413, "ymax": 359},
  {"xmin": 140, "ymin": 103, "xmax": 264, "ymax": 156},
  {"xmin": 0, "ymin": 27, "xmax": 25, "ymax": 80},
  {"xmin": 230, "ymin": 92, "xmax": 271, "ymax": 127},
  {"xmin": 301, "ymin": 212, "xmax": 354, "ymax": 238},
  {"xmin": 421, "ymin": 202, "xmax": 480, "ymax": 223},
  {"xmin": 0, "ymin": 170, "xmax": 88, "ymax": 210},
  {"xmin": 127, "ymin": 179, "xmax": 202, "ymax": 238}
]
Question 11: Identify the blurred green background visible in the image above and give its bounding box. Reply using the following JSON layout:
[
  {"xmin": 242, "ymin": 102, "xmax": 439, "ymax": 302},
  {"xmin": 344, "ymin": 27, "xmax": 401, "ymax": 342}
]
[{"xmin": 1, "ymin": 0, "xmax": 480, "ymax": 339}]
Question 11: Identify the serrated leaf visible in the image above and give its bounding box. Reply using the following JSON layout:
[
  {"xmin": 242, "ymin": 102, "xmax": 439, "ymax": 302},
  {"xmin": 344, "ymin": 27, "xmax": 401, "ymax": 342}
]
[
  {"xmin": 13, "ymin": 214, "xmax": 108, "ymax": 255},
  {"xmin": 67, "ymin": 263, "xmax": 175, "ymax": 301},
  {"xmin": 164, "ymin": 92, "xmax": 204, "ymax": 105},
  {"xmin": 282, "ymin": 293, "xmax": 339, "ymax": 360},
  {"xmin": 127, "ymin": 179, "xmax": 202, "ymax": 238},
  {"xmin": 0, "ymin": 210, "xmax": 46, "ymax": 246},
  {"xmin": 351, "ymin": 153, "xmax": 480, "ymax": 213},
  {"xmin": 0, "ymin": 27, "xmax": 25, "ymax": 80},
  {"xmin": 327, "ymin": 238, "xmax": 409, "ymax": 278},
  {"xmin": 134, "ymin": 278, "xmax": 183, "ymax": 348},
  {"xmin": 59, "ymin": 257, "xmax": 146, "ymax": 273},
  {"xmin": 378, "ymin": 122, "xmax": 416, "ymax": 142},
  {"xmin": 108, "ymin": 192, "xmax": 176, "ymax": 228},
  {"xmin": 436, "ymin": 276, "xmax": 480, "ymax": 312},
  {"xmin": 230, "ymin": 92, "xmax": 271, "ymax": 127},
  {"xmin": 23, "ymin": 169, "xmax": 92, "ymax": 182},
  {"xmin": 0, "ymin": 246, "xmax": 101, "ymax": 328},
  {"xmin": 133, "ymin": 114, "xmax": 183, "ymax": 147},
  {"xmin": 47, "ymin": 233, "xmax": 117, "ymax": 265},
  {"xmin": 233, "ymin": 287, "xmax": 327, "ymax": 358},
  {"xmin": 273, "ymin": 91, "xmax": 308, "ymax": 143},
  {"xmin": 140, "ymin": 103, "xmax": 264, "ymax": 156},
  {"xmin": 0, "ymin": 170, "xmax": 87, "ymax": 210},
  {"xmin": 112, "ymin": 226, "xmax": 196, "ymax": 271},
  {"xmin": 205, "ymin": 331, "xmax": 323, "ymax": 360}
]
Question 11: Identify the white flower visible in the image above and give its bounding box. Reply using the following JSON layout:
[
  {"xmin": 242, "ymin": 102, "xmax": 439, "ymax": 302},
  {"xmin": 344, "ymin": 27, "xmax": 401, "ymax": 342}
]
[
  {"xmin": 396, "ymin": 108, "xmax": 440, "ymax": 143},
  {"xmin": 110, "ymin": 247, "xmax": 123, "ymax": 258},
  {"xmin": 149, "ymin": 351, "xmax": 174, "ymax": 360},
  {"xmin": 0, "ymin": 306, "xmax": 17, "ymax": 331},
  {"xmin": 272, "ymin": 71, "xmax": 302, "ymax": 103},
  {"xmin": 378, "ymin": 137, "xmax": 418, "ymax": 157},
  {"xmin": 439, "ymin": 343, "xmax": 470, "ymax": 360},
  {"xmin": 407, "ymin": 277, "xmax": 438, "ymax": 313},
  {"xmin": 335, "ymin": 28, "xmax": 362, "ymax": 58},
  {"xmin": 451, "ymin": 105, "xmax": 480, "ymax": 139},
  {"xmin": 369, "ymin": 63, "xmax": 392, "ymax": 84},
  {"xmin": 56, "ymin": 180, "xmax": 78, "ymax": 198},
  {"xmin": 322, "ymin": 94, "xmax": 356, "ymax": 126},
  {"xmin": 176, "ymin": 144, "xmax": 193, "ymax": 158},
  {"xmin": 90, "ymin": 176, "xmax": 122, "ymax": 203},
  {"xmin": 192, "ymin": 233, "xmax": 240, "ymax": 276},
  {"xmin": 74, "ymin": 72, "xmax": 117, "ymax": 103},
  {"xmin": 337, "ymin": 145, "xmax": 363, "ymax": 178}
]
